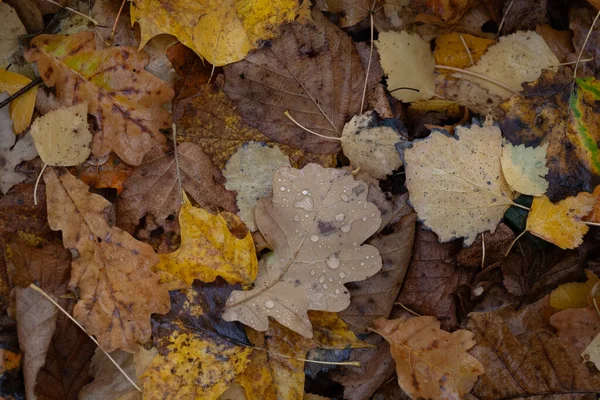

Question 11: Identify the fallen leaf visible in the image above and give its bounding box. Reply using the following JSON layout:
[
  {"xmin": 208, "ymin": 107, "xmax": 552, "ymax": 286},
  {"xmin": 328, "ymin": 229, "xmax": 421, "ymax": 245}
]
[
  {"xmin": 44, "ymin": 168, "xmax": 171, "ymax": 352},
  {"xmin": 0, "ymin": 3, "xmax": 26, "ymax": 68},
  {"xmin": 536, "ymin": 24, "xmax": 575, "ymax": 63},
  {"xmin": 71, "ymin": 154, "xmax": 134, "ymax": 194},
  {"xmin": 223, "ymin": 164, "xmax": 382, "ymax": 337},
  {"xmin": 0, "ymin": 92, "xmax": 38, "ymax": 195},
  {"xmin": 501, "ymin": 141, "xmax": 549, "ymax": 196},
  {"xmin": 399, "ymin": 118, "xmax": 515, "ymax": 246},
  {"xmin": 341, "ymin": 112, "xmax": 404, "ymax": 180},
  {"xmin": 223, "ymin": 142, "xmax": 291, "ymax": 231},
  {"xmin": 238, "ymin": 311, "xmax": 368, "ymax": 400},
  {"xmin": 25, "ymin": 32, "xmax": 174, "ymax": 166},
  {"xmin": 0, "ymin": 183, "xmax": 51, "ymax": 238},
  {"xmin": 434, "ymin": 32, "xmax": 494, "ymax": 69},
  {"xmin": 116, "ymin": 142, "xmax": 237, "ymax": 232},
  {"xmin": 414, "ymin": 0, "xmax": 475, "ymax": 24},
  {"xmin": 143, "ymin": 279, "xmax": 252, "ymax": 400},
  {"xmin": 340, "ymin": 210, "xmax": 417, "ymax": 332},
  {"xmin": 550, "ymin": 270, "xmax": 599, "ymax": 310},
  {"xmin": 584, "ymin": 186, "xmax": 600, "ymax": 223},
  {"xmin": 315, "ymin": 0, "xmax": 371, "ymax": 27},
  {"xmin": 15, "ymin": 286, "xmax": 58, "ymax": 400},
  {"xmin": 30, "ymin": 103, "xmax": 92, "ymax": 167},
  {"xmin": 130, "ymin": 0, "xmax": 301, "ymax": 66},
  {"xmin": 434, "ymin": 73, "xmax": 504, "ymax": 118},
  {"xmin": 371, "ymin": 316, "xmax": 484, "ymax": 399},
  {"xmin": 526, "ymin": 193, "xmax": 598, "ymax": 249},
  {"xmin": 550, "ymin": 306, "xmax": 600, "ymax": 371},
  {"xmin": 376, "ymin": 30, "xmax": 435, "ymax": 102},
  {"xmin": 223, "ymin": 10, "xmax": 367, "ymax": 154},
  {"xmin": 456, "ymin": 223, "xmax": 515, "ymax": 268},
  {"xmin": 457, "ymin": 31, "xmax": 559, "ymax": 98},
  {"xmin": 4, "ymin": 0, "xmax": 67, "ymax": 32},
  {"xmin": 571, "ymin": 7, "xmax": 600, "ymax": 79},
  {"xmin": 0, "ymin": 69, "xmax": 38, "ymax": 134},
  {"xmin": 155, "ymin": 191, "xmax": 257, "ymax": 287},
  {"xmin": 174, "ymin": 83, "xmax": 335, "ymax": 169},
  {"xmin": 496, "ymin": 0, "xmax": 548, "ymax": 34}
]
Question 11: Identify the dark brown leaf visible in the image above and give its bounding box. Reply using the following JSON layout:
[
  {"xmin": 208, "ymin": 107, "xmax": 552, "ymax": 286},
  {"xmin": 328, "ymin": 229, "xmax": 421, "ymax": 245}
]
[{"xmin": 457, "ymin": 223, "xmax": 515, "ymax": 268}]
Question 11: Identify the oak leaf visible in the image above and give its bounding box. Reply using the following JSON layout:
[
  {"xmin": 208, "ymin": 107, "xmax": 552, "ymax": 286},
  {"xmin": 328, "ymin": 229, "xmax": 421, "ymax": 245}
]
[
  {"xmin": 155, "ymin": 191, "xmax": 257, "ymax": 287},
  {"xmin": 30, "ymin": 103, "xmax": 92, "ymax": 167},
  {"xmin": 0, "ymin": 69, "xmax": 38, "ymax": 134},
  {"xmin": 223, "ymin": 10, "xmax": 368, "ymax": 154},
  {"xmin": 371, "ymin": 316, "xmax": 484, "ymax": 399},
  {"xmin": 550, "ymin": 270, "xmax": 599, "ymax": 310},
  {"xmin": 116, "ymin": 142, "xmax": 237, "ymax": 232},
  {"xmin": 130, "ymin": 0, "xmax": 301, "ymax": 66},
  {"xmin": 398, "ymin": 119, "xmax": 515, "ymax": 246},
  {"xmin": 25, "ymin": 32, "xmax": 174, "ymax": 166},
  {"xmin": 501, "ymin": 141, "xmax": 549, "ymax": 196},
  {"xmin": 223, "ymin": 142, "xmax": 291, "ymax": 231},
  {"xmin": 526, "ymin": 192, "xmax": 598, "ymax": 249},
  {"xmin": 223, "ymin": 164, "xmax": 382, "ymax": 337},
  {"xmin": 44, "ymin": 168, "xmax": 171, "ymax": 352}
]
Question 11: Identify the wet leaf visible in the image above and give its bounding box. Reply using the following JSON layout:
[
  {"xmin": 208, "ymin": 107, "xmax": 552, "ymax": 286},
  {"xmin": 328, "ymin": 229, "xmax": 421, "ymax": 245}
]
[
  {"xmin": 223, "ymin": 164, "xmax": 382, "ymax": 337},
  {"xmin": 501, "ymin": 141, "xmax": 549, "ymax": 196},
  {"xmin": 0, "ymin": 69, "xmax": 38, "ymax": 134}
]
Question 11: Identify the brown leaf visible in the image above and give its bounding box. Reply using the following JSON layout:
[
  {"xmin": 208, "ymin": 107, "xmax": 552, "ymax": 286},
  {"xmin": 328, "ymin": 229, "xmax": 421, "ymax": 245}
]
[
  {"xmin": 536, "ymin": 24, "xmax": 576, "ymax": 63},
  {"xmin": 456, "ymin": 223, "xmax": 515, "ymax": 268},
  {"xmin": 497, "ymin": 0, "xmax": 548, "ymax": 34},
  {"xmin": 223, "ymin": 10, "xmax": 367, "ymax": 154},
  {"xmin": 25, "ymin": 32, "xmax": 174, "ymax": 166},
  {"xmin": 467, "ymin": 309, "xmax": 600, "ymax": 399},
  {"xmin": 0, "ymin": 183, "xmax": 51, "ymax": 239},
  {"xmin": 340, "ymin": 211, "xmax": 417, "ymax": 332},
  {"xmin": 396, "ymin": 224, "xmax": 474, "ymax": 330},
  {"xmin": 571, "ymin": 7, "xmax": 600, "ymax": 79},
  {"xmin": 116, "ymin": 142, "xmax": 237, "ymax": 233},
  {"xmin": 4, "ymin": 0, "xmax": 67, "ymax": 32},
  {"xmin": 551, "ymin": 307, "xmax": 600, "ymax": 356},
  {"xmin": 44, "ymin": 168, "xmax": 170, "ymax": 352},
  {"xmin": 166, "ymin": 43, "xmax": 215, "ymax": 101}
]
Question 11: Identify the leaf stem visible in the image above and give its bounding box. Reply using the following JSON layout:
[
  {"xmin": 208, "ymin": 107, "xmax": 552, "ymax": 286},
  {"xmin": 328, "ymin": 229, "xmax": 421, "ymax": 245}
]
[
  {"xmin": 434, "ymin": 65, "xmax": 518, "ymax": 94},
  {"xmin": 360, "ymin": 6, "xmax": 374, "ymax": 114},
  {"xmin": 34, "ymin": 163, "xmax": 47, "ymax": 206},
  {"xmin": 510, "ymin": 202, "xmax": 531, "ymax": 211},
  {"xmin": 0, "ymin": 77, "xmax": 43, "ymax": 110},
  {"xmin": 394, "ymin": 302, "xmax": 421, "ymax": 316},
  {"xmin": 574, "ymin": 10, "xmax": 600, "ymax": 79},
  {"xmin": 107, "ymin": 0, "xmax": 127, "ymax": 46},
  {"xmin": 585, "ymin": 221, "xmax": 600, "ymax": 227},
  {"xmin": 505, "ymin": 229, "xmax": 527, "ymax": 257},
  {"xmin": 284, "ymin": 111, "xmax": 341, "ymax": 141},
  {"xmin": 172, "ymin": 123, "xmax": 184, "ymax": 205}
]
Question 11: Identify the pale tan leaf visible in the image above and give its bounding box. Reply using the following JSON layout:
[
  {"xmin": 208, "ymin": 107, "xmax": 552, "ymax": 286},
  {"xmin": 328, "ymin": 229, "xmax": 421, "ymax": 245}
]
[
  {"xmin": 501, "ymin": 141, "xmax": 549, "ymax": 195},
  {"xmin": 0, "ymin": 2, "xmax": 26, "ymax": 68}
]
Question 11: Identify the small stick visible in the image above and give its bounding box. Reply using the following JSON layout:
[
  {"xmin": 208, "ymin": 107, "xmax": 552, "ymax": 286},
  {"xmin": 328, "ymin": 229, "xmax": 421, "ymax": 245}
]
[
  {"xmin": 41, "ymin": 0, "xmax": 99, "ymax": 26},
  {"xmin": 284, "ymin": 111, "xmax": 341, "ymax": 141},
  {"xmin": 481, "ymin": 232, "xmax": 485, "ymax": 269},
  {"xmin": 0, "ymin": 77, "xmax": 43, "ymax": 110},
  {"xmin": 33, "ymin": 163, "xmax": 48, "ymax": 206},
  {"xmin": 394, "ymin": 302, "xmax": 421, "ymax": 316},
  {"xmin": 574, "ymin": 10, "xmax": 600, "ymax": 79},
  {"xmin": 107, "ymin": 0, "xmax": 127, "ymax": 46},
  {"xmin": 585, "ymin": 221, "xmax": 600, "ymax": 227},
  {"xmin": 459, "ymin": 34, "xmax": 474, "ymax": 66},
  {"xmin": 554, "ymin": 58, "xmax": 593, "ymax": 66},
  {"xmin": 505, "ymin": 229, "xmax": 527, "ymax": 257},
  {"xmin": 435, "ymin": 65, "xmax": 518, "ymax": 94},
  {"xmin": 172, "ymin": 124, "xmax": 184, "ymax": 205},
  {"xmin": 594, "ymin": 297, "xmax": 600, "ymax": 318},
  {"xmin": 28, "ymin": 283, "xmax": 141, "ymax": 392},
  {"xmin": 360, "ymin": 3, "xmax": 375, "ymax": 114},
  {"xmin": 496, "ymin": 0, "xmax": 515, "ymax": 38}
]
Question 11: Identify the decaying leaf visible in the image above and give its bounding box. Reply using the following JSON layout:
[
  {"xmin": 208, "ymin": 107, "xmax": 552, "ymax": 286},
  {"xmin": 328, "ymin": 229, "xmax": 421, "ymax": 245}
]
[
  {"xmin": 44, "ymin": 168, "xmax": 171, "ymax": 352},
  {"xmin": 224, "ymin": 10, "xmax": 367, "ymax": 154},
  {"xmin": 0, "ymin": 92, "xmax": 38, "ymax": 195},
  {"xmin": 456, "ymin": 223, "xmax": 515, "ymax": 268},
  {"xmin": 71, "ymin": 154, "xmax": 134, "ymax": 195},
  {"xmin": 376, "ymin": 30, "xmax": 435, "ymax": 102},
  {"xmin": 372, "ymin": 316, "xmax": 484, "ymax": 399},
  {"xmin": 458, "ymin": 31, "xmax": 559, "ymax": 98},
  {"xmin": 223, "ymin": 164, "xmax": 382, "ymax": 337},
  {"xmin": 315, "ymin": 0, "xmax": 371, "ymax": 27},
  {"xmin": 130, "ymin": 0, "xmax": 302, "ymax": 66},
  {"xmin": 0, "ymin": 69, "xmax": 38, "ymax": 134},
  {"xmin": 500, "ymin": 71, "xmax": 600, "ymax": 201},
  {"xmin": 341, "ymin": 112, "xmax": 404, "ymax": 180},
  {"xmin": 155, "ymin": 191, "xmax": 257, "ymax": 286},
  {"xmin": 500, "ymin": 141, "xmax": 549, "ymax": 196},
  {"xmin": 117, "ymin": 142, "xmax": 237, "ymax": 232},
  {"xmin": 143, "ymin": 280, "xmax": 252, "ymax": 400},
  {"xmin": 0, "ymin": 183, "xmax": 51, "ymax": 238},
  {"xmin": 25, "ymin": 32, "xmax": 174, "ymax": 166},
  {"xmin": 223, "ymin": 142, "xmax": 291, "ymax": 231},
  {"xmin": 550, "ymin": 270, "xmax": 599, "ymax": 310},
  {"xmin": 30, "ymin": 103, "xmax": 92, "ymax": 167},
  {"xmin": 0, "ymin": 3, "xmax": 26, "ymax": 68},
  {"xmin": 399, "ymin": 119, "xmax": 515, "ymax": 245},
  {"xmin": 526, "ymin": 193, "xmax": 598, "ymax": 250},
  {"xmin": 434, "ymin": 32, "xmax": 494, "ymax": 69}
]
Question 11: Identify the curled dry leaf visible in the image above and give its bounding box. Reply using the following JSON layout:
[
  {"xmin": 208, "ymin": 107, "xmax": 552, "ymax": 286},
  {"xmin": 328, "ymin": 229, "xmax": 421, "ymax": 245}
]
[
  {"xmin": 155, "ymin": 191, "xmax": 258, "ymax": 287},
  {"xmin": 0, "ymin": 69, "xmax": 38, "ymax": 134},
  {"xmin": 371, "ymin": 316, "xmax": 484, "ymax": 399},
  {"xmin": 30, "ymin": 103, "xmax": 92, "ymax": 167},
  {"xmin": 399, "ymin": 119, "xmax": 515, "ymax": 246},
  {"xmin": 224, "ymin": 10, "xmax": 367, "ymax": 154},
  {"xmin": 500, "ymin": 141, "xmax": 549, "ymax": 196},
  {"xmin": 223, "ymin": 164, "xmax": 382, "ymax": 337},
  {"xmin": 117, "ymin": 142, "xmax": 237, "ymax": 232},
  {"xmin": 223, "ymin": 142, "xmax": 291, "ymax": 231},
  {"xmin": 44, "ymin": 168, "xmax": 171, "ymax": 352},
  {"xmin": 25, "ymin": 32, "xmax": 174, "ymax": 166}
]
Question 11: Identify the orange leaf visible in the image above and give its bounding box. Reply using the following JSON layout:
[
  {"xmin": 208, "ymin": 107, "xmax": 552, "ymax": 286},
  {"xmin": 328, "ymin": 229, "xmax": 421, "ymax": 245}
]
[
  {"xmin": 434, "ymin": 33, "xmax": 494, "ymax": 69},
  {"xmin": 584, "ymin": 185, "xmax": 600, "ymax": 223}
]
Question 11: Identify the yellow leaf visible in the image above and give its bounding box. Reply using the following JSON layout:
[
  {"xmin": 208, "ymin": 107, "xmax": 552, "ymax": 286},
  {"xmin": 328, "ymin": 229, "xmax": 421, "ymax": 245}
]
[
  {"xmin": 526, "ymin": 193, "xmax": 598, "ymax": 249},
  {"xmin": 0, "ymin": 69, "xmax": 38, "ymax": 134},
  {"xmin": 155, "ymin": 191, "xmax": 258, "ymax": 287},
  {"xmin": 434, "ymin": 33, "xmax": 494, "ymax": 69},
  {"xmin": 550, "ymin": 270, "xmax": 599, "ymax": 310}
]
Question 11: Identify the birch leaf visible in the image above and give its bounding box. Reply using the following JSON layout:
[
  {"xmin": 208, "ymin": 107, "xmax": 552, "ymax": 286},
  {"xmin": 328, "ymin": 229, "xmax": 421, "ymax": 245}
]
[
  {"xmin": 0, "ymin": 69, "xmax": 38, "ymax": 134},
  {"xmin": 501, "ymin": 141, "xmax": 549, "ymax": 196},
  {"xmin": 223, "ymin": 164, "xmax": 382, "ymax": 337}
]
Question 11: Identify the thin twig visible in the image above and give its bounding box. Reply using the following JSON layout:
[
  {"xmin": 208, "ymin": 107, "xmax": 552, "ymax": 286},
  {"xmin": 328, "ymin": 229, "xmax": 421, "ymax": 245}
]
[
  {"xmin": 172, "ymin": 124, "xmax": 184, "ymax": 205},
  {"xmin": 459, "ymin": 34, "xmax": 474, "ymax": 66},
  {"xmin": 481, "ymin": 232, "xmax": 485, "ymax": 269},
  {"xmin": 496, "ymin": 0, "xmax": 515, "ymax": 38},
  {"xmin": 107, "ymin": 0, "xmax": 127, "ymax": 46},
  {"xmin": 594, "ymin": 297, "xmax": 600, "ymax": 318},
  {"xmin": 41, "ymin": 0, "xmax": 99, "ymax": 25},
  {"xmin": 555, "ymin": 58, "xmax": 593, "ymax": 66},
  {"xmin": 0, "ymin": 77, "xmax": 43, "ymax": 110},
  {"xmin": 394, "ymin": 302, "xmax": 421, "ymax": 316},
  {"xmin": 574, "ymin": 10, "xmax": 600, "ymax": 79},
  {"xmin": 284, "ymin": 111, "xmax": 341, "ymax": 141},
  {"xmin": 34, "ymin": 164, "xmax": 48, "ymax": 206},
  {"xmin": 586, "ymin": 221, "xmax": 600, "ymax": 227},
  {"xmin": 28, "ymin": 283, "xmax": 142, "ymax": 392},
  {"xmin": 360, "ymin": 3, "xmax": 375, "ymax": 114},
  {"xmin": 505, "ymin": 229, "xmax": 527, "ymax": 257},
  {"xmin": 435, "ymin": 65, "xmax": 518, "ymax": 94}
]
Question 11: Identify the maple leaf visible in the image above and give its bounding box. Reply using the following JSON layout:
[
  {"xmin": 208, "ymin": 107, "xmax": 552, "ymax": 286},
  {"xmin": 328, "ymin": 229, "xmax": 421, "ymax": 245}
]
[
  {"xmin": 398, "ymin": 119, "xmax": 516, "ymax": 246},
  {"xmin": 142, "ymin": 280, "xmax": 252, "ymax": 400},
  {"xmin": 237, "ymin": 311, "xmax": 369, "ymax": 400},
  {"xmin": 525, "ymin": 193, "xmax": 598, "ymax": 249},
  {"xmin": 116, "ymin": 142, "xmax": 238, "ymax": 232},
  {"xmin": 223, "ymin": 142, "xmax": 291, "ymax": 231},
  {"xmin": 223, "ymin": 10, "xmax": 367, "ymax": 154},
  {"xmin": 25, "ymin": 31, "xmax": 174, "ymax": 166},
  {"xmin": 500, "ymin": 141, "xmax": 549, "ymax": 196},
  {"xmin": 0, "ymin": 69, "xmax": 38, "ymax": 134},
  {"xmin": 30, "ymin": 103, "xmax": 92, "ymax": 167},
  {"xmin": 0, "ymin": 92, "xmax": 38, "ymax": 195},
  {"xmin": 371, "ymin": 316, "xmax": 484, "ymax": 399},
  {"xmin": 44, "ymin": 168, "xmax": 171, "ymax": 352},
  {"xmin": 155, "ymin": 191, "xmax": 258, "ymax": 287},
  {"xmin": 223, "ymin": 164, "xmax": 382, "ymax": 337},
  {"xmin": 500, "ymin": 71, "xmax": 600, "ymax": 200},
  {"xmin": 433, "ymin": 32, "xmax": 494, "ymax": 69},
  {"xmin": 130, "ymin": 0, "xmax": 302, "ymax": 66}
]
